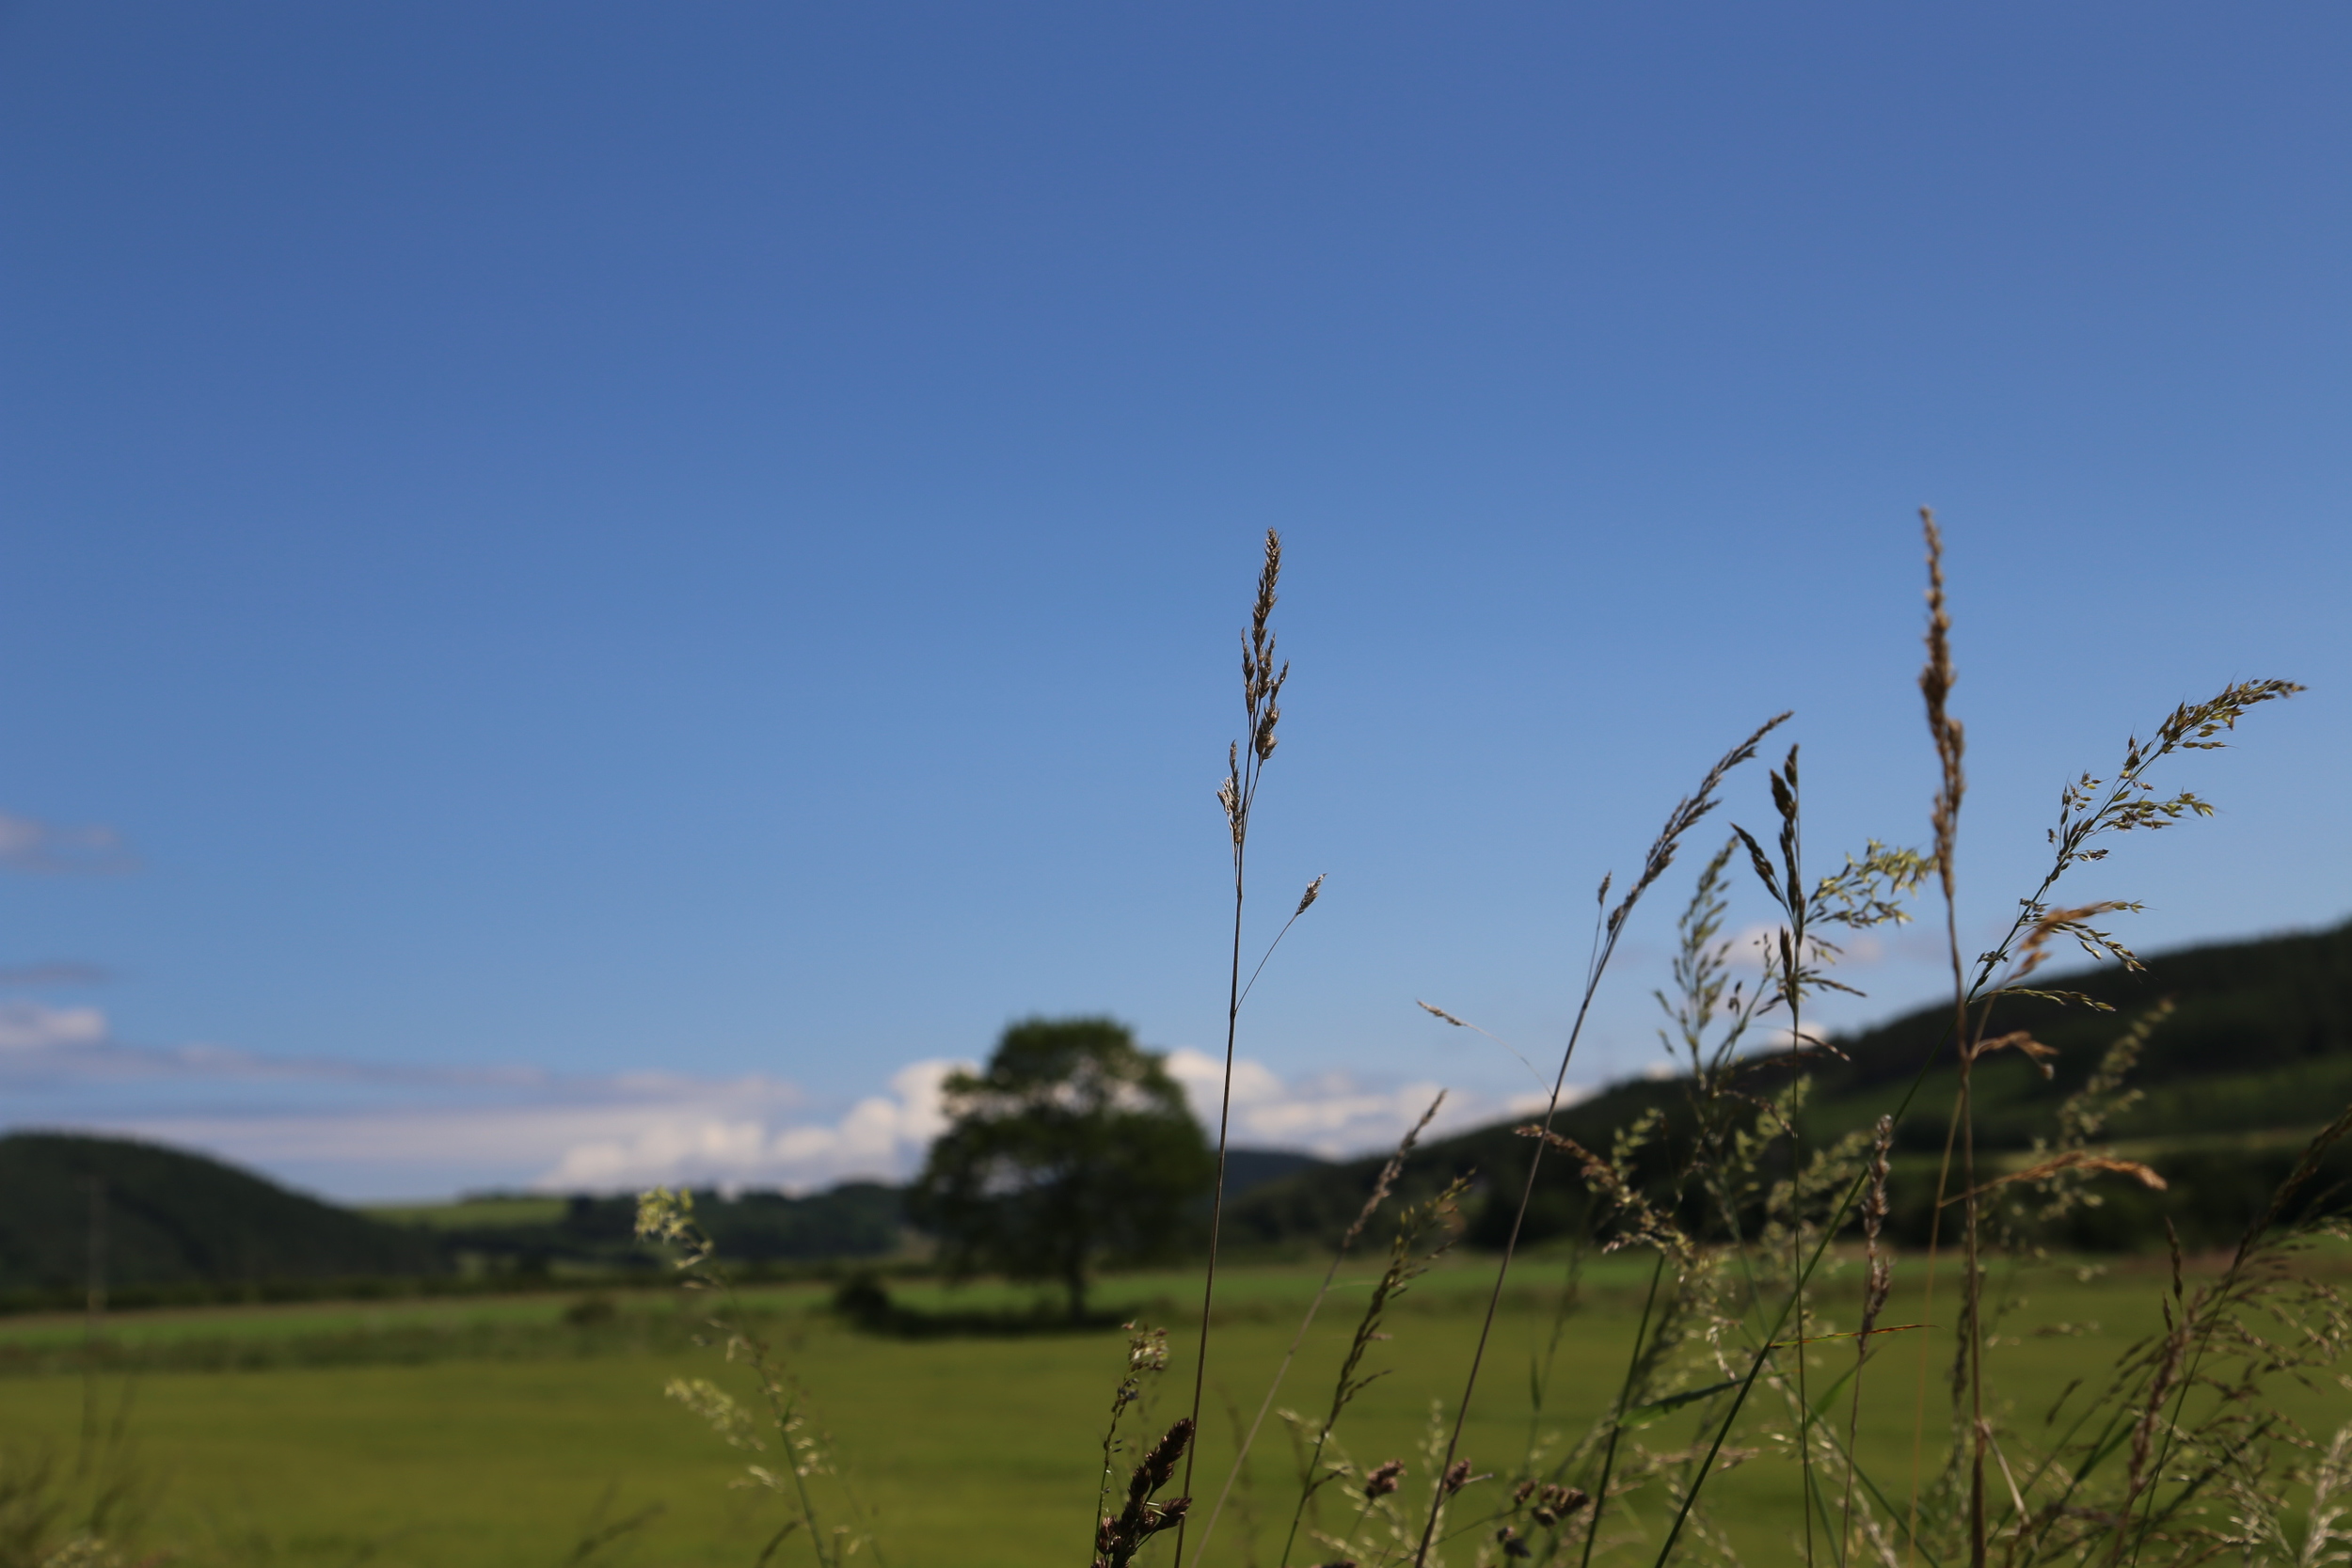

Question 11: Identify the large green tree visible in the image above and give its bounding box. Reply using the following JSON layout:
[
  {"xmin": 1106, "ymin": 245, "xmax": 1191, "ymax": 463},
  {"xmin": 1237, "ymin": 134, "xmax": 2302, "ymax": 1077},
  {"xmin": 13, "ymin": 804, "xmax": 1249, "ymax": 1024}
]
[{"xmin": 909, "ymin": 1017, "xmax": 1214, "ymax": 1319}]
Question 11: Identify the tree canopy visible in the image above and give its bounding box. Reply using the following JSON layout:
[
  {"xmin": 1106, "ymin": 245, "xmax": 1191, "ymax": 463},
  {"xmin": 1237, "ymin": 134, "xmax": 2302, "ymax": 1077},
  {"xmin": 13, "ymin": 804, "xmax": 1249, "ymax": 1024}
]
[{"xmin": 908, "ymin": 1016, "xmax": 1213, "ymax": 1318}]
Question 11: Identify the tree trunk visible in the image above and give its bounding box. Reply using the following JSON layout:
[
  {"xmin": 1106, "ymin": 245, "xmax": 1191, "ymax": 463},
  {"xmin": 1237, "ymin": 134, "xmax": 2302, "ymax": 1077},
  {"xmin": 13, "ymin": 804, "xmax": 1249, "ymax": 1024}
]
[{"xmin": 1065, "ymin": 1261, "xmax": 1089, "ymax": 1322}]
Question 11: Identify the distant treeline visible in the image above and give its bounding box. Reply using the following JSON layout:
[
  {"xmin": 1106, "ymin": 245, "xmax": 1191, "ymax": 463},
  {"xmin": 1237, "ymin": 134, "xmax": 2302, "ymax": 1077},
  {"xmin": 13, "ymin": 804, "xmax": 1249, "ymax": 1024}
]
[
  {"xmin": 0, "ymin": 1134, "xmax": 1325, "ymax": 1310},
  {"xmin": 1, "ymin": 920, "xmax": 2344, "ymax": 1308},
  {"xmin": 438, "ymin": 1184, "xmax": 908, "ymax": 1275},
  {"xmin": 0, "ymin": 1132, "xmax": 915, "ymax": 1306}
]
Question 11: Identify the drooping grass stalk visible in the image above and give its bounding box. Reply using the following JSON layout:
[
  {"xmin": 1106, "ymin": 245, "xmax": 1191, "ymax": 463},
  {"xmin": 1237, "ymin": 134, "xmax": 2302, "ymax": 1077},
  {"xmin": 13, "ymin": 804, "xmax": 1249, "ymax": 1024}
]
[
  {"xmin": 1279, "ymin": 1178, "xmax": 1470, "ymax": 1568},
  {"xmin": 635, "ymin": 1188, "xmax": 879, "ymax": 1568},
  {"xmin": 2112, "ymin": 1100, "xmax": 2352, "ymax": 1564},
  {"xmin": 1838, "ymin": 1117, "xmax": 1896, "ymax": 1567},
  {"xmin": 1189, "ymin": 1091, "xmax": 1444, "ymax": 1568},
  {"xmin": 1574, "ymin": 841, "xmax": 1776, "ymax": 1568},
  {"xmin": 1095, "ymin": 1324, "xmax": 1172, "ymax": 1564},
  {"xmin": 1176, "ymin": 529, "xmax": 1291, "ymax": 1565},
  {"xmin": 1406, "ymin": 711, "xmax": 1789, "ymax": 1568}
]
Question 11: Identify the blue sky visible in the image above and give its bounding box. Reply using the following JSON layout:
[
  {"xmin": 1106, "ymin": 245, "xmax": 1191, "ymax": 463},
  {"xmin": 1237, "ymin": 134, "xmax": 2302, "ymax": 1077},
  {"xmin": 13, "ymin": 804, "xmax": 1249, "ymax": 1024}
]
[{"xmin": 1, "ymin": 3, "xmax": 2345, "ymax": 1199}]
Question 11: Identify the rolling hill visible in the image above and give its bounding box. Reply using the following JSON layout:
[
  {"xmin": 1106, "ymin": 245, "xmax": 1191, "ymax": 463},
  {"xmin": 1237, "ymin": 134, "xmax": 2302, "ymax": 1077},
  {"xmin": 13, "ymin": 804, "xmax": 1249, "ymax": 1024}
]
[
  {"xmin": 0, "ymin": 1132, "xmax": 444, "ymax": 1295},
  {"xmin": 1224, "ymin": 917, "xmax": 2352, "ymax": 1254}
]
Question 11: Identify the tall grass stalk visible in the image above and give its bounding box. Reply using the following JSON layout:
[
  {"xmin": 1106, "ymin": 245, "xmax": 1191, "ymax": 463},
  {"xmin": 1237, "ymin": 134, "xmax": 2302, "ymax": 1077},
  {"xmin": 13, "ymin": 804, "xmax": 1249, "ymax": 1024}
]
[
  {"xmin": 1177, "ymin": 529, "xmax": 1307, "ymax": 1564},
  {"xmin": 1279, "ymin": 1177, "xmax": 1470, "ymax": 1568},
  {"xmin": 1407, "ymin": 712, "xmax": 1789, "ymax": 1567}
]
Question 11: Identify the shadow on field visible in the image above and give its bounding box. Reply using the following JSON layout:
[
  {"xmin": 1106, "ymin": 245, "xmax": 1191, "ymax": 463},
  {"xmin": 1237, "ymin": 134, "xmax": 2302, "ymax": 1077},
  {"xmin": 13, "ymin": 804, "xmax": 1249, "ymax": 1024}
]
[{"xmin": 828, "ymin": 1274, "xmax": 1164, "ymax": 1338}]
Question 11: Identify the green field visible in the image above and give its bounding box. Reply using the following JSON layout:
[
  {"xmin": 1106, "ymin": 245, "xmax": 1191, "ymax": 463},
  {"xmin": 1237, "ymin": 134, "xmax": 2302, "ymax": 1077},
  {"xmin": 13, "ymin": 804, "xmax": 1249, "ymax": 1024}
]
[
  {"xmin": 362, "ymin": 1195, "xmax": 570, "ymax": 1231},
  {"xmin": 0, "ymin": 1251, "xmax": 2343, "ymax": 1567}
]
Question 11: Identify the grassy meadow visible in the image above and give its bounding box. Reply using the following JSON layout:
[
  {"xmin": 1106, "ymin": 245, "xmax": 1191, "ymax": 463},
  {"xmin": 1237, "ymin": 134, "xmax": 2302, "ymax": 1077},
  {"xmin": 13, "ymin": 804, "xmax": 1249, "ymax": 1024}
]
[
  {"xmin": 4, "ymin": 533, "xmax": 2340, "ymax": 1568},
  {"xmin": 3, "ymin": 1248, "xmax": 2337, "ymax": 1568}
]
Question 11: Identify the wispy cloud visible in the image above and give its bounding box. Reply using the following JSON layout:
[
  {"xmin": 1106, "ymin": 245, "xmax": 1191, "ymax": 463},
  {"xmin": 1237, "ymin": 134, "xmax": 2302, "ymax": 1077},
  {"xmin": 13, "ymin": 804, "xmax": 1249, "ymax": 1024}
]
[
  {"xmin": 0, "ymin": 962, "xmax": 112, "ymax": 987},
  {"xmin": 0, "ymin": 1001, "xmax": 550, "ymax": 1092},
  {"xmin": 0, "ymin": 1002, "xmax": 1574, "ymax": 1202},
  {"xmin": 0, "ymin": 999, "xmax": 108, "ymax": 1053},
  {"xmin": 0, "ymin": 809, "xmax": 134, "ymax": 875},
  {"xmin": 0, "ymin": 999, "xmax": 969, "ymax": 1197},
  {"xmin": 1163, "ymin": 1048, "xmax": 1565, "ymax": 1158}
]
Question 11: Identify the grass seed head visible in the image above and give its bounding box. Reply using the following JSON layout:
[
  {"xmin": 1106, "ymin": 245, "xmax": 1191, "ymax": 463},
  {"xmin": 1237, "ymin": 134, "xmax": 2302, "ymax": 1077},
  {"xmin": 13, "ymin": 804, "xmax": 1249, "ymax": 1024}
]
[{"xmin": 1918, "ymin": 507, "xmax": 1965, "ymax": 899}]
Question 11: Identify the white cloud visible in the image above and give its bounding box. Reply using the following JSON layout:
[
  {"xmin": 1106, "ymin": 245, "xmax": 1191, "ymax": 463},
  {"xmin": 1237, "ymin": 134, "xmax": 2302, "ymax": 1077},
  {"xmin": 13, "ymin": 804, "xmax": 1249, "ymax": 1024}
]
[
  {"xmin": 1163, "ymin": 1048, "xmax": 1569, "ymax": 1159},
  {"xmin": 0, "ymin": 1027, "xmax": 957, "ymax": 1197},
  {"xmin": 536, "ymin": 1059, "xmax": 967, "ymax": 1193},
  {"xmin": 0, "ymin": 1000, "xmax": 107, "ymax": 1052}
]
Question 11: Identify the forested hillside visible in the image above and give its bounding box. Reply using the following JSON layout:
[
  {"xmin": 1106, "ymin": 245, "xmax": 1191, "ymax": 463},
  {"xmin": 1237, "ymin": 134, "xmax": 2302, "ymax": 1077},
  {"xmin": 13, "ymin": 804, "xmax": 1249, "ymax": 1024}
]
[
  {"xmin": 1227, "ymin": 917, "xmax": 2352, "ymax": 1253},
  {"xmin": 0, "ymin": 1136, "xmax": 1319, "ymax": 1304},
  {"xmin": 0, "ymin": 1132, "xmax": 443, "ymax": 1293}
]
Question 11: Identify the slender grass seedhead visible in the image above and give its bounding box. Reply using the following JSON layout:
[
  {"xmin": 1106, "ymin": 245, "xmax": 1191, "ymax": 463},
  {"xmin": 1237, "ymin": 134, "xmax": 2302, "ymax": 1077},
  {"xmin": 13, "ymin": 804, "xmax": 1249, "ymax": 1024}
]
[
  {"xmin": 1861, "ymin": 1115, "xmax": 1895, "ymax": 1336},
  {"xmin": 1609, "ymin": 714, "xmax": 1792, "ymax": 942},
  {"xmin": 638, "ymin": 1188, "xmax": 877, "ymax": 1568},
  {"xmin": 1183, "ymin": 529, "xmax": 1297, "ymax": 1566},
  {"xmin": 1920, "ymin": 507, "xmax": 1964, "ymax": 907},
  {"xmin": 1098, "ymin": 1419, "xmax": 1196, "ymax": 1568},
  {"xmin": 1245, "ymin": 531, "xmax": 1287, "ymax": 763},
  {"xmin": 1096, "ymin": 1323, "xmax": 1175, "ymax": 1563}
]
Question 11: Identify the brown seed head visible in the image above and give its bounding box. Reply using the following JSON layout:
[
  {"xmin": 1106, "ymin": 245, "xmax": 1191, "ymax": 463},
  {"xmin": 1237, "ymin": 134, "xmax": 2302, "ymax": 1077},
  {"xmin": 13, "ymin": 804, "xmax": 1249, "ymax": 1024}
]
[
  {"xmin": 1364, "ymin": 1459, "xmax": 1406, "ymax": 1498},
  {"xmin": 1918, "ymin": 507, "xmax": 1965, "ymax": 896},
  {"xmin": 1861, "ymin": 1115, "xmax": 1893, "ymax": 1239},
  {"xmin": 1609, "ymin": 713, "xmax": 1790, "ymax": 938},
  {"xmin": 1141, "ymin": 1418, "xmax": 1193, "ymax": 1490},
  {"xmin": 1295, "ymin": 874, "xmax": 1325, "ymax": 917}
]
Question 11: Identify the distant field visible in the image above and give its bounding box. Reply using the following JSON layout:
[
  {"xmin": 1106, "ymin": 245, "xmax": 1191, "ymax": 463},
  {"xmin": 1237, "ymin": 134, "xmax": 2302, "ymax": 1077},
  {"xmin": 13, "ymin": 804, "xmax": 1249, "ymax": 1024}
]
[
  {"xmin": 0, "ymin": 1251, "xmax": 2342, "ymax": 1567},
  {"xmin": 362, "ymin": 1194, "xmax": 570, "ymax": 1230}
]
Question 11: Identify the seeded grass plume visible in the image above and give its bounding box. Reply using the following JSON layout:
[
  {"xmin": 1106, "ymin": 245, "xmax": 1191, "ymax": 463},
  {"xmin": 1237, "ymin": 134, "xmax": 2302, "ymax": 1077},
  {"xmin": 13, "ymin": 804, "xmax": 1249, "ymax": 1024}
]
[{"xmin": 1178, "ymin": 529, "xmax": 1313, "ymax": 1567}]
